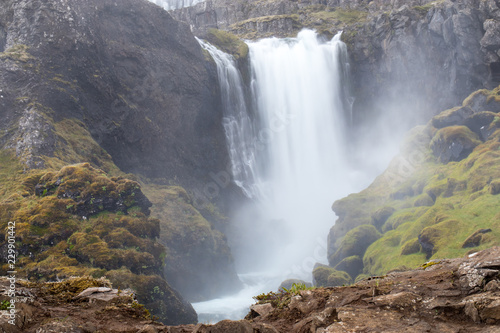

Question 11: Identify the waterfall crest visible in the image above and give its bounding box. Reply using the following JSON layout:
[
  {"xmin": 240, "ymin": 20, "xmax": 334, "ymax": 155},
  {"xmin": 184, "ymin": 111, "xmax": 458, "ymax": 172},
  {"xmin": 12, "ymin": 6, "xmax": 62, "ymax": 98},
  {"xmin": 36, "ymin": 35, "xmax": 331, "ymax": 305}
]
[{"xmin": 150, "ymin": 0, "xmax": 204, "ymax": 10}]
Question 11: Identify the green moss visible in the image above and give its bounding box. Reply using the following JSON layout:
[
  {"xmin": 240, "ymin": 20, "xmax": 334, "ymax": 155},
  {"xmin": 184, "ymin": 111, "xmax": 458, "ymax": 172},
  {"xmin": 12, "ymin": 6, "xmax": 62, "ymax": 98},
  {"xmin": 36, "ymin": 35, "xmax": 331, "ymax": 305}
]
[
  {"xmin": 312, "ymin": 266, "xmax": 335, "ymax": 287},
  {"xmin": 327, "ymin": 270, "xmax": 352, "ymax": 287},
  {"xmin": 311, "ymin": 8, "xmax": 367, "ymax": 26},
  {"xmin": 329, "ymin": 224, "xmax": 381, "ymax": 266},
  {"xmin": 205, "ymin": 29, "xmax": 249, "ymax": 60},
  {"xmin": 413, "ymin": 193, "xmax": 435, "ymax": 207},
  {"xmin": 400, "ymin": 238, "xmax": 421, "ymax": 255},
  {"xmin": 0, "ymin": 44, "xmax": 34, "ymax": 62}
]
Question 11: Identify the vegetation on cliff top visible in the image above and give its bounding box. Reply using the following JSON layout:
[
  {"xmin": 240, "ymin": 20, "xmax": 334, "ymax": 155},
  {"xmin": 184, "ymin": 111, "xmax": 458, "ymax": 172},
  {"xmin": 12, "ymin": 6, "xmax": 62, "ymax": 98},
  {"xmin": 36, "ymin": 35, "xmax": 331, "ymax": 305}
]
[{"xmin": 205, "ymin": 28, "xmax": 249, "ymax": 60}]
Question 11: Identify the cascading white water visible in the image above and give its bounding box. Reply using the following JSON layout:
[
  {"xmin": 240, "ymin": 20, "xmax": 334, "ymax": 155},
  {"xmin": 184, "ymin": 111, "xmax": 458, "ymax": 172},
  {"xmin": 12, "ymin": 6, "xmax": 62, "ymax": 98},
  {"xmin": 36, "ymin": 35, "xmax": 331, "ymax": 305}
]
[
  {"xmin": 241, "ymin": 30, "xmax": 355, "ymax": 278},
  {"xmin": 150, "ymin": 0, "xmax": 204, "ymax": 10},
  {"xmin": 194, "ymin": 30, "xmax": 367, "ymax": 322},
  {"xmin": 196, "ymin": 39, "xmax": 259, "ymax": 198}
]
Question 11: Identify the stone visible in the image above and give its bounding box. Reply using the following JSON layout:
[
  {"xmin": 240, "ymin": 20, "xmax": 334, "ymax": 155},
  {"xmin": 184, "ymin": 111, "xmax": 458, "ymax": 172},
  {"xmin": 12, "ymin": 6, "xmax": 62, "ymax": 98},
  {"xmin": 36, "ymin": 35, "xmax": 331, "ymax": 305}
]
[
  {"xmin": 370, "ymin": 292, "xmax": 422, "ymax": 309},
  {"xmin": 200, "ymin": 320, "xmax": 253, "ymax": 333},
  {"xmin": 137, "ymin": 325, "xmax": 160, "ymax": 333},
  {"xmin": 462, "ymin": 229, "xmax": 492, "ymax": 248},
  {"xmin": 481, "ymin": 19, "xmax": 500, "ymax": 52},
  {"xmin": 430, "ymin": 126, "xmax": 482, "ymax": 163},
  {"xmin": 464, "ymin": 111, "xmax": 498, "ymax": 141},
  {"xmin": 249, "ymin": 303, "xmax": 274, "ymax": 318},
  {"xmin": 464, "ymin": 301, "xmax": 480, "ymax": 323},
  {"xmin": 485, "ymin": 280, "xmax": 500, "ymax": 292},
  {"xmin": 481, "ymin": 299, "xmax": 500, "ymax": 321},
  {"xmin": 75, "ymin": 287, "xmax": 112, "ymax": 299},
  {"xmin": 431, "ymin": 106, "xmax": 474, "ymax": 129}
]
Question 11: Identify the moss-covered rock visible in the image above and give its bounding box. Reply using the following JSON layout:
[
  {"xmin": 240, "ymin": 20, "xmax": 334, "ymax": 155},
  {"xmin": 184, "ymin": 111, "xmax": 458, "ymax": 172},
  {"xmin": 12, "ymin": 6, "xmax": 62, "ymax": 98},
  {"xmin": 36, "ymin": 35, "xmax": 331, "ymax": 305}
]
[
  {"xmin": 205, "ymin": 28, "xmax": 249, "ymax": 60},
  {"xmin": 371, "ymin": 206, "xmax": 396, "ymax": 230},
  {"xmin": 312, "ymin": 265, "xmax": 351, "ymax": 287},
  {"xmin": 413, "ymin": 193, "xmax": 435, "ymax": 207},
  {"xmin": 463, "ymin": 86, "xmax": 500, "ymax": 113},
  {"xmin": 430, "ymin": 126, "xmax": 482, "ymax": 163},
  {"xmin": 464, "ymin": 111, "xmax": 499, "ymax": 141},
  {"xmin": 400, "ymin": 238, "xmax": 422, "ymax": 256},
  {"xmin": 312, "ymin": 265, "xmax": 334, "ymax": 287},
  {"xmin": 328, "ymin": 224, "xmax": 381, "ymax": 267},
  {"xmin": 0, "ymin": 160, "xmax": 196, "ymax": 325},
  {"xmin": 327, "ymin": 270, "xmax": 352, "ymax": 287},
  {"xmin": 431, "ymin": 106, "xmax": 474, "ymax": 129},
  {"xmin": 143, "ymin": 184, "xmax": 241, "ymax": 302},
  {"xmin": 490, "ymin": 180, "xmax": 500, "ymax": 195},
  {"xmin": 329, "ymin": 86, "xmax": 500, "ymax": 278},
  {"xmin": 461, "ymin": 228, "xmax": 492, "ymax": 248},
  {"xmin": 334, "ymin": 255, "xmax": 363, "ymax": 280},
  {"xmin": 34, "ymin": 163, "xmax": 151, "ymax": 218}
]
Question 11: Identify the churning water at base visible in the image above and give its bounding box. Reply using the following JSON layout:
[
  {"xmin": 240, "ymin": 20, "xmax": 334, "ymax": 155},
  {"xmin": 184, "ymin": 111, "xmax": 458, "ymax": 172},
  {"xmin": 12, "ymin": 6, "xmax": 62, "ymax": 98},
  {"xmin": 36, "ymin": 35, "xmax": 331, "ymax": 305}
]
[{"xmin": 196, "ymin": 30, "xmax": 376, "ymax": 321}]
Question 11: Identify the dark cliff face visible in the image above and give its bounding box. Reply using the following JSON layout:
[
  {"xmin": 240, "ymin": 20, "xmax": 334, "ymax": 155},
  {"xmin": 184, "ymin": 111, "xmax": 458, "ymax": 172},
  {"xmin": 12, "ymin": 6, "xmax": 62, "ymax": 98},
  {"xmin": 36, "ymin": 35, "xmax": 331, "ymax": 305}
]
[
  {"xmin": 170, "ymin": 0, "xmax": 499, "ymax": 125},
  {"xmin": 0, "ymin": 0, "xmax": 243, "ymax": 321},
  {"xmin": 0, "ymin": 0, "xmax": 228, "ymax": 188}
]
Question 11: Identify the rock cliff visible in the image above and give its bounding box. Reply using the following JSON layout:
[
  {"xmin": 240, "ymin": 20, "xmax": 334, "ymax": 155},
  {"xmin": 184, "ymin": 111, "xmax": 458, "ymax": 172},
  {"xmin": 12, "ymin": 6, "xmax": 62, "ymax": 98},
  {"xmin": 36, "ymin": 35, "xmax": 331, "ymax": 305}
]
[
  {"xmin": 172, "ymin": 0, "xmax": 500, "ymax": 124},
  {"xmin": 0, "ymin": 0, "xmax": 227, "ymax": 186},
  {"xmin": 0, "ymin": 0, "xmax": 242, "ymax": 323}
]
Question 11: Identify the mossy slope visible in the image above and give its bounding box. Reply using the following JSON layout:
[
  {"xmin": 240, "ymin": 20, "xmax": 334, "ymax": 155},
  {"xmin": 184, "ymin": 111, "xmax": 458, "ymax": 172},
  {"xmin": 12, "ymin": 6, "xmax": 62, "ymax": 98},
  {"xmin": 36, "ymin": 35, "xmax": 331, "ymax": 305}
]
[
  {"xmin": 327, "ymin": 85, "xmax": 500, "ymax": 280},
  {"xmin": 143, "ymin": 184, "xmax": 242, "ymax": 302},
  {"xmin": 0, "ymin": 159, "xmax": 196, "ymax": 325}
]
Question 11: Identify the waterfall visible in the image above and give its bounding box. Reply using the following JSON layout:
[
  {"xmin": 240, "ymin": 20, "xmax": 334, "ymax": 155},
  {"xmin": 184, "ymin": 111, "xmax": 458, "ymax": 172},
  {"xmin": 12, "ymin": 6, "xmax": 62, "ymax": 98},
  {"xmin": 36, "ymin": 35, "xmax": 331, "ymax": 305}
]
[
  {"xmin": 195, "ymin": 30, "xmax": 359, "ymax": 322},
  {"xmin": 150, "ymin": 0, "xmax": 204, "ymax": 10},
  {"xmin": 242, "ymin": 30, "xmax": 354, "ymax": 277},
  {"xmin": 199, "ymin": 29, "xmax": 356, "ymax": 278}
]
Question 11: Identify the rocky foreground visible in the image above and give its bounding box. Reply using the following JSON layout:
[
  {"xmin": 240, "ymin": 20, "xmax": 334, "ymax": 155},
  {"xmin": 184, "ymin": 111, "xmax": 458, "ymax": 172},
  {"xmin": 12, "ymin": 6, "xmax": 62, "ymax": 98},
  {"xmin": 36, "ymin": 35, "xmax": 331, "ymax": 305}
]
[{"xmin": 1, "ymin": 246, "xmax": 500, "ymax": 332}]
